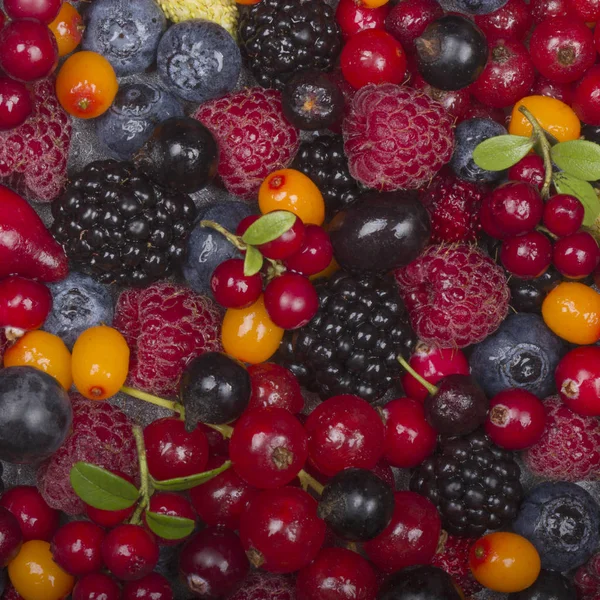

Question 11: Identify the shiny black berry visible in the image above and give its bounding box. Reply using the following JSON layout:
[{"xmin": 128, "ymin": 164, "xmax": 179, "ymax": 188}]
[
  {"xmin": 509, "ymin": 266, "xmax": 562, "ymax": 313},
  {"xmin": 379, "ymin": 566, "xmax": 463, "ymax": 600},
  {"xmin": 508, "ymin": 570, "xmax": 576, "ymax": 600}
]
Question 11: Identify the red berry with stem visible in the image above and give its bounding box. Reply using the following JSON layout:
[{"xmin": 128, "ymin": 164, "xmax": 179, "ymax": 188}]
[
  {"xmin": 72, "ymin": 573, "xmax": 121, "ymax": 600},
  {"xmin": 4, "ymin": 0, "xmax": 62, "ymax": 23},
  {"xmin": 543, "ymin": 194, "xmax": 585, "ymax": 237},
  {"xmin": 556, "ymin": 346, "xmax": 600, "ymax": 416},
  {"xmin": 487, "ymin": 181, "xmax": 544, "ymax": 236},
  {"xmin": 123, "ymin": 573, "xmax": 173, "ymax": 600},
  {"xmin": 573, "ymin": 65, "xmax": 600, "ymax": 126},
  {"xmin": 51, "ymin": 521, "xmax": 105, "ymax": 576},
  {"xmin": 530, "ymin": 0, "xmax": 574, "ymax": 22},
  {"xmin": 239, "ymin": 487, "xmax": 326, "ymax": 573},
  {"xmin": 336, "ymin": 0, "xmax": 390, "ymax": 40},
  {"xmin": 474, "ymin": 0, "xmax": 532, "ymax": 43},
  {"xmin": 0, "ymin": 78, "xmax": 32, "ymax": 131},
  {"xmin": 500, "ymin": 231, "xmax": 553, "ymax": 279},
  {"xmin": 0, "ymin": 276, "xmax": 52, "ymax": 332},
  {"xmin": 85, "ymin": 470, "xmax": 136, "ymax": 527},
  {"xmin": 485, "ymin": 389, "xmax": 547, "ymax": 450},
  {"xmin": 507, "ymin": 155, "xmax": 545, "ymax": 191},
  {"xmin": 143, "ymin": 492, "xmax": 196, "ymax": 546},
  {"xmin": 102, "ymin": 524, "xmax": 159, "ymax": 581},
  {"xmin": 210, "ymin": 258, "xmax": 262, "ymax": 309},
  {"xmin": 411, "ymin": 74, "xmax": 471, "ymax": 121},
  {"xmin": 0, "ymin": 507, "xmax": 22, "ymax": 567},
  {"xmin": 284, "ymin": 225, "xmax": 333, "ymax": 277},
  {"xmin": 385, "ymin": 0, "xmax": 442, "ymax": 51},
  {"xmin": 264, "ymin": 273, "xmax": 319, "ymax": 330},
  {"xmin": 531, "ymin": 76, "xmax": 574, "ymax": 105},
  {"xmin": 258, "ymin": 216, "xmax": 306, "ymax": 261},
  {"xmin": 247, "ymin": 362, "xmax": 304, "ymax": 413},
  {"xmin": 553, "ymin": 231, "xmax": 600, "ymax": 279}
]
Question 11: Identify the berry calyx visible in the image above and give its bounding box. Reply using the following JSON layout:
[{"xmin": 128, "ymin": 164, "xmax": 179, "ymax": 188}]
[{"xmin": 555, "ymin": 346, "xmax": 600, "ymax": 416}]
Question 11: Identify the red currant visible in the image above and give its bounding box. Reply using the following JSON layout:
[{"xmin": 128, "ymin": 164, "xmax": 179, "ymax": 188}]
[
  {"xmin": 571, "ymin": 0, "xmax": 600, "ymax": 21},
  {"xmin": 102, "ymin": 524, "xmax": 159, "ymax": 581},
  {"xmin": 0, "ymin": 507, "xmax": 22, "ymax": 567},
  {"xmin": 530, "ymin": 0, "xmax": 574, "ymax": 22},
  {"xmin": 474, "ymin": 0, "xmax": 532, "ymax": 42},
  {"xmin": 553, "ymin": 231, "xmax": 600, "ymax": 279},
  {"xmin": 72, "ymin": 573, "xmax": 121, "ymax": 600},
  {"xmin": 85, "ymin": 470, "xmax": 136, "ymax": 528},
  {"xmin": 0, "ymin": 78, "xmax": 32, "ymax": 131},
  {"xmin": 247, "ymin": 362, "xmax": 304, "ymax": 413},
  {"xmin": 211, "ymin": 258, "xmax": 262, "ymax": 309},
  {"xmin": 264, "ymin": 273, "xmax": 319, "ymax": 330},
  {"xmin": 543, "ymin": 194, "xmax": 584, "ymax": 237},
  {"xmin": 573, "ymin": 64, "xmax": 600, "ymax": 126},
  {"xmin": 3, "ymin": 0, "xmax": 62, "ymax": 23},
  {"xmin": 284, "ymin": 225, "xmax": 333, "ymax": 277},
  {"xmin": 487, "ymin": 181, "xmax": 544, "ymax": 236},
  {"xmin": 462, "ymin": 101, "xmax": 506, "ymax": 126},
  {"xmin": 411, "ymin": 73, "xmax": 471, "ymax": 120},
  {"xmin": 123, "ymin": 572, "xmax": 173, "ymax": 600},
  {"xmin": 336, "ymin": 0, "xmax": 390, "ymax": 40},
  {"xmin": 51, "ymin": 521, "xmax": 105, "ymax": 576},
  {"xmin": 385, "ymin": 0, "xmax": 442, "ymax": 51},
  {"xmin": 0, "ymin": 486, "xmax": 59, "ymax": 542},
  {"xmin": 500, "ymin": 231, "xmax": 553, "ymax": 279},
  {"xmin": 0, "ymin": 276, "xmax": 52, "ymax": 331},
  {"xmin": 531, "ymin": 75, "xmax": 574, "ymax": 105},
  {"xmin": 507, "ymin": 155, "xmax": 545, "ymax": 191},
  {"xmin": 143, "ymin": 492, "xmax": 196, "ymax": 546},
  {"xmin": 556, "ymin": 346, "xmax": 600, "ymax": 416}
]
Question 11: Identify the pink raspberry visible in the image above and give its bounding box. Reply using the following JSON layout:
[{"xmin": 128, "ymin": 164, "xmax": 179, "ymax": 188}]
[
  {"xmin": 227, "ymin": 571, "xmax": 295, "ymax": 600},
  {"xmin": 37, "ymin": 395, "xmax": 138, "ymax": 515},
  {"xmin": 343, "ymin": 83, "xmax": 454, "ymax": 191},
  {"xmin": 394, "ymin": 244, "xmax": 510, "ymax": 348},
  {"xmin": 193, "ymin": 87, "xmax": 300, "ymax": 200},
  {"xmin": 523, "ymin": 396, "xmax": 600, "ymax": 482},
  {"xmin": 2, "ymin": 585, "xmax": 24, "ymax": 600},
  {"xmin": 576, "ymin": 553, "xmax": 600, "ymax": 599},
  {"xmin": 113, "ymin": 282, "xmax": 222, "ymax": 397},
  {"xmin": 431, "ymin": 534, "xmax": 482, "ymax": 598}
]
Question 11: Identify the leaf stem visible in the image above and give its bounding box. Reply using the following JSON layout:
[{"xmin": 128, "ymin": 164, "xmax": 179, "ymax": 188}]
[
  {"xmin": 121, "ymin": 386, "xmax": 185, "ymax": 420},
  {"xmin": 397, "ymin": 355, "xmax": 438, "ymax": 396},
  {"xmin": 297, "ymin": 469, "xmax": 325, "ymax": 495},
  {"xmin": 200, "ymin": 220, "xmax": 247, "ymax": 252},
  {"xmin": 518, "ymin": 105, "xmax": 553, "ymax": 199},
  {"xmin": 130, "ymin": 426, "xmax": 152, "ymax": 525},
  {"xmin": 203, "ymin": 423, "xmax": 234, "ymax": 439}
]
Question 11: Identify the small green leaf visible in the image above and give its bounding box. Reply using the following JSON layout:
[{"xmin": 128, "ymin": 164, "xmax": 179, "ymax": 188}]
[
  {"xmin": 243, "ymin": 245, "xmax": 263, "ymax": 277},
  {"xmin": 241, "ymin": 211, "xmax": 297, "ymax": 246},
  {"xmin": 145, "ymin": 511, "xmax": 196, "ymax": 540},
  {"xmin": 70, "ymin": 462, "xmax": 139, "ymax": 510},
  {"xmin": 472, "ymin": 135, "xmax": 534, "ymax": 171},
  {"xmin": 553, "ymin": 173, "xmax": 600, "ymax": 227},
  {"xmin": 151, "ymin": 460, "xmax": 232, "ymax": 492},
  {"xmin": 551, "ymin": 140, "xmax": 600, "ymax": 181}
]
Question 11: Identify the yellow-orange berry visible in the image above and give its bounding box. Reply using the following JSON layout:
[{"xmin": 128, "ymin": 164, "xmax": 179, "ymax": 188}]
[
  {"xmin": 509, "ymin": 96, "xmax": 581, "ymax": 142},
  {"xmin": 48, "ymin": 2, "xmax": 83, "ymax": 57}
]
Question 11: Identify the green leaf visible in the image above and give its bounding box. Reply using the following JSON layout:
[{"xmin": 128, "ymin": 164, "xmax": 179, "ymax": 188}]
[
  {"xmin": 243, "ymin": 245, "xmax": 263, "ymax": 277},
  {"xmin": 151, "ymin": 460, "xmax": 232, "ymax": 492},
  {"xmin": 553, "ymin": 172, "xmax": 600, "ymax": 227},
  {"xmin": 551, "ymin": 140, "xmax": 600, "ymax": 181},
  {"xmin": 472, "ymin": 135, "xmax": 534, "ymax": 171},
  {"xmin": 145, "ymin": 510, "xmax": 196, "ymax": 540},
  {"xmin": 70, "ymin": 462, "xmax": 139, "ymax": 511},
  {"xmin": 241, "ymin": 211, "xmax": 297, "ymax": 245}
]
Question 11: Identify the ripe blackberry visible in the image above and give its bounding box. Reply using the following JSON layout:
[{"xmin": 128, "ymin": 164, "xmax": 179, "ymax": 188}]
[
  {"xmin": 292, "ymin": 135, "xmax": 361, "ymax": 218},
  {"xmin": 51, "ymin": 160, "xmax": 196, "ymax": 286},
  {"xmin": 410, "ymin": 430, "xmax": 523, "ymax": 538},
  {"xmin": 238, "ymin": 0, "xmax": 342, "ymax": 90},
  {"xmin": 277, "ymin": 270, "xmax": 417, "ymax": 404}
]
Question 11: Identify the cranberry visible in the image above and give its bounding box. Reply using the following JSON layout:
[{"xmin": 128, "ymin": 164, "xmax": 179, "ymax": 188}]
[
  {"xmin": 72, "ymin": 573, "xmax": 121, "ymax": 600},
  {"xmin": 236, "ymin": 215, "xmax": 259, "ymax": 238},
  {"xmin": 0, "ymin": 485, "xmax": 59, "ymax": 542},
  {"xmin": 144, "ymin": 417, "xmax": 209, "ymax": 482},
  {"xmin": 385, "ymin": 0, "xmax": 442, "ymax": 51},
  {"xmin": 363, "ymin": 491, "xmax": 441, "ymax": 573},
  {"xmin": 51, "ymin": 521, "xmax": 105, "ymax": 576},
  {"xmin": 264, "ymin": 273, "xmax": 318, "ymax": 330},
  {"xmin": 411, "ymin": 73, "xmax": 471, "ymax": 120},
  {"xmin": 480, "ymin": 195, "xmax": 508, "ymax": 239},
  {"xmin": 0, "ymin": 19, "xmax": 58, "ymax": 82},
  {"xmin": 143, "ymin": 492, "xmax": 196, "ymax": 546},
  {"xmin": 382, "ymin": 397, "xmax": 437, "ymax": 468},
  {"xmin": 461, "ymin": 101, "xmax": 506, "ymax": 126},
  {"xmin": 284, "ymin": 225, "xmax": 333, "ymax": 277},
  {"xmin": 210, "ymin": 258, "xmax": 262, "ymax": 309},
  {"xmin": 304, "ymin": 394, "xmax": 385, "ymax": 476},
  {"xmin": 0, "ymin": 276, "xmax": 52, "ymax": 331},
  {"xmin": 500, "ymin": 231, "xmax": 553, "ymax": 278},
  {"xmin": 102, "ymin": 524, "xmax": 159, "ymax": 581},
  {"xmin": 529, "ymin": 16, "xmax": 595, "ymax": 84},
  {"xmin": 239, "ymin": 487, "xmax": 326, "ymax": 573},
  {"xmin": 531, "ymin": 75, "xmax": 574, "ymax": 105},
  {"xmin": 556, "ymin": 346, "xmax": 600, "ymax": 416},
  {"xmin": 179, "ymin": 527, "xmax": 249, "ymax": 598},
  {"xmin": 336, "ymin": 0, "xmax": 390, "ymax": 40},
  {"xmin": 543, "ymin": 194, "xmax": 585, "ymax": 237},
  {"xmin": 85, "ymin": 470, "xmax": 136, "ymax": 528},
  {"xmin": 3, "ymin": 0, "xmax": 61, "ymax": 23},
  {"xmin": 0, "ymin": 506, "xmax": 22, "ymax": 567},
  {"xmin": 123, "ymin": 572, "xmax": 173, "ymax": 600},
  {"xmin": 474, "ymin": 0, "xmax": 532, "ymax": 42},
  {"xmin": 296, "ymin": 547, "xmax": 378, "ymax": 600},
  {"xmin": 198, "ymin": 423, "xmax": 230, "ymax": 457},
  {"xmin": 530, "ymin": 0, "xmax": 574, "ymax": 23},
  {"xmin": 507, "ymin": 155, "xmax": 545, "ymax": 191},
  {"xmin": 573, "ymin": 65, "xmax": 600, "ymax": 126},
  {"xmin": 571, "ymin": 0, "xmax": 600, "ymax": 22},
  {"xmin": 340, "ymin": 29, "xmax": 407, "ymax": 89},
  {"xmin": 257, "ymin": 216, "xmax": 305, "ymax": 261},
  {"xmin": 553, "ymin": 231, "xmax": 600, "ymax": 279},
  {"xmin": 0, "ymin": 78, "xmax": 32, "ymax": 131},
  {"xmin": 485, "ymin": 389, "xmax": 547, "ymax": 450},
  {"xmin": 487, "ymin": 181, "xmax": 544, "ymax": 236},
  {"xmin": 247, "ymin": 363, "xmax": 304, "ymax": 413}
]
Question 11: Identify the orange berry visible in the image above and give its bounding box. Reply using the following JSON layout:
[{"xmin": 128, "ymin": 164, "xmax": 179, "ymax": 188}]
[
  {"xmin": 55, "ymin": 51, "xmax": 118, "ymax": 119},
  {"xmin": 469, "ymin": 532, "xmax": 541, "ymax": 593},
  {"xmin": 71, "ymin": 325, "xmax": 130, "ymax": 400},
  {"xmin": 9, "ymin": 540, "xmax": 74, "ymax": 600},
  {"xmin": 48, "ymin": 2, "xmax": 83, "ymax": 57},
  {"xmin": 221, "ymin": 295, "xmax": 284, "ymax": 364},
  {"xmin": 509, "ymin": 95, "xmax": 581, "ymax": 142},
  {"xmin": 259, "ymin": 169, "xmax": 325, "ymax": 226},
  {"xmin": 236, "ymin": 0, "xmax": 261, "ymax": 4},
  {"xmin": 361, "ymin": 0, "xmax": 390, "ymax": 6},
  {"xmin": 542, "ymin": 281, "xmax": 600, "ymax": 345},
  {"xmin": 310, "ymin": 256, "xmax": 340, "ymax": 281},
  {"xmin": 3, "ymin": 331, "xmax": 72, "ymax": 390}
]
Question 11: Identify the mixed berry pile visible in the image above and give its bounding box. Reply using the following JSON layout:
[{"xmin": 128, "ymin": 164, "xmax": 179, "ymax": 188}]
[{"xmin": 3, "ymin": 0, "xmax": 600, "ymax": 598}]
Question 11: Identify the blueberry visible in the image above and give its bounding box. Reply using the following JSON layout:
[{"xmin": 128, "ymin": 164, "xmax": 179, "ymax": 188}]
[
  {"xmin": 450, "ymin": 118, "xmax": 507, "ymax": 184},
  {"xmin": 469, "ymin": 313, "xmax": 566, "ymax": 398},
  {"xmin": 82, "ymin": 0, "xmax": 166, "ymax": 76},
  {"xmin": 508, "ymin": 570, "xmax": 576, "ymax": 600},
  {"xmin": 157, "ymin": 20, "xmax": 241, "ymax": 104},
  {"xmin": 0, "ymin": 367, "xmax": 72, "ymax": 464},
  {"xmin": 44, "ymin": 272, "xmax": 114, "ymax": 349},
  {"xmin": 96, "ymin": 82, "xmax": 184, "ymax": 161},
  {"xmin": 436, "ymin": 0, "xmax": 508, "ymax": 15},
  {"xmin": 513, "ymin": 482, "xmax": 600, "ymax": 572}
]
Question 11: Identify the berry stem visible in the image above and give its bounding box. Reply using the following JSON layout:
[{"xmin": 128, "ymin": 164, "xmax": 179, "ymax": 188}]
[
  {"xmin": 130, "ymin": 425, "xmax": 153, "ymax": 525},
  {"xmin": 121, "ymin": 386, "xmax": 185, "ymax": 420},
  {"xmin": 200, "ymin": 220, "xmax": 247, "ymax": 252},
  {"xmin": 396, "ymin": 355, "xmax": 438, "ymax": 396},
  {"xmin": 297, "ymin": 469, "xmax": 325, "ymax": 495},
  {"xmin": 536, "ymin": 224, "xmax": 559, "ymax": 240},
  {"xmin": 203, "ymin": 423, "xmax": 234, "ymax": 439}
]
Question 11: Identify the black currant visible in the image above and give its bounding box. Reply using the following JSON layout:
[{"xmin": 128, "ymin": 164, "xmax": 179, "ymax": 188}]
[{"xmin": 379, "ymin": 566, "xmax": 463, "ymax": 600}]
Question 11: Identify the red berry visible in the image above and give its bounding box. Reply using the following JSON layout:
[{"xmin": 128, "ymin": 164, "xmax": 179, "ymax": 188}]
[
  {"xmin": 336, "ymin": 0, "xmax": 390, "ymax": 40},
  {"xmin": 123, "ymin": 573, "xmax": 173, "ymax": 600},
  {"xmin": 556, "ymin": 346, "xmax": 600, "ymax": 416},
  {"xmin": 431, "ymin": 535, "xmax": 483, "ymax": 598},
  {"xmin": 461, "ymin": 101, "xmax": 506, "ymax": 126},
  {"xmin": 284, "ymin": 225, "xmax": 333, "ymax": 276},
  {"xmin": 210, "ymin": 258, "xmax": 262, "ymax": 309},
  {"xmin": 247, "ymin": 362, "xmax": 304, "ymax": 413},
  {"xmin": 0, "ymin": 507, "xmax": 22, "ymax": 567},
  {"xmin": 0, "ymin": 276, "xmax": 51, "ymax": 332},
  {"xmin": 411, "ymin": 74, "xmax": 472, "ymax": 121},
  {"xmin": 0, "ymin": 78, "xmax": 32, "ymax": 131},
  {"xmin": 0, "ymin": 20, "xmax": 58, "ymax": 82},
  {"xmin": 340, "ymin": 29, "xmax": 407, "ymax": 89},
  {"xmin": 531, "ymin": 75, "xmax": 575, "ymax": 105},
  {"xmin": 573, "ymin": 64, "xmax": 600, "ymax": 126},
  {"xmin": 51, "ymin": 521, "xmax": 105, "ymax": 576},
  {"xmin": 480, "ymin": 193, "xmax": 510, "ymax": 239},
  {"xmin": 553, "ymin": 231, "xmax": 600, "ymax": 279},
  {"xmin": 485, "ymin": 389, "xmax": 547, "ymax": 450},
  {"xmin": 236, "ymin": 215, "xmax": 259, "ymax": 238},
  {"xmin": 264, "ymin": 273, "xmax": 318, "ymax": 330},
  {"xmin": 474, "ymin": 0, "xmax": 532, "ymax": 42},
  {"xmin": 85, "ymin": 470, "xmax": 136, "ymax": 528},
  {"xmin": 530, "ymin": 0, "xmax": 574, "ymax": 23},
  {"xmin": 487, "ymin": 181, "xmax": 544, "ymax": 236},
  {"xmin": 143, "ymin": 492, "xmax": 196, "ymax": 546},
  {"xmin": 3, "ymin": 0, "xmax": 61, "ymax": 23},
  {"xmin": 258, "ymin": 216, "xmax": 305, "ymax": 261},
  {"xmin": 102, "ymin": 524, "xmax": 159, "ymax": 581},
  {"xmin": 543, "ymin": 194, "xmax": 584, "ymax": 237},
  {"xmin": 72, "ymin": 573, "xmax": 121, "ymax": 600},
  {"xmin": 385, "ymin": 0, "xmax": 442, "ymax": 51},
  {"xmin": 507, "ymin": 155, "xmax": 545, "ymax": 191},
  {"xmin": 571, "ymin": 0, "xmax": 600, "ymax": 22},
  {"xmin": 500, "ymin": 231, "xmax": 553, "ymax": 279}
]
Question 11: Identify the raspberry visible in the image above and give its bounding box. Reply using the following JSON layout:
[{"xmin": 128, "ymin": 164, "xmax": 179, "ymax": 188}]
[
  {"xmin": 37, "ymin": 395, "xmax": 138, "ymax": 515},
  {"xmin": 193, "ymin": 87, "xmax": 300, "ymax": 200},
  {"xmin": 226, "ymin": 570, "xmax": 295, "ymax": 600},
  {"xmin": 394, "ymin": 244, "xmax": 510, "ymax": 348},
  {"xmin": 576, "ymin": 553, "xmax": 600, "ymax": 599},
  {"xmin": 431, "ymin": 534, "xmax": 482, "ymax": 597},
  {"xmin": 0, "ymin": 78, "xmax": 71, "ymax": 203},
  {"xmin": 523, "ymin": 396, "xmax": 600, "ymax": 482},
  {"xmin": 343, "ymin": 83, "xmax": 454, "ymax": 191},
  {"xmin": 419, "ymin": 168, "xmax": 487, "ymax": 244},
  {"xmin": 113, "ymin": 282, "xmax": 222, "ymax": 397},
  {"xmin": 2, "ymin": 585, "xmax": 23, "ymax": 600}
]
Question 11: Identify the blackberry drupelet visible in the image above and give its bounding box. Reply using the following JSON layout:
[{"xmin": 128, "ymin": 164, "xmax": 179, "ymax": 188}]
[
  {"xmin": 51, "ymin": 160, "xmax": 196, "ymax": 287},
  {"xmin": 238, "ymin": 0, "xmax": 342, "ymax": 90},
  {"xmin": 277, "ymin": 270, "xmax": 417, "ymax": 404},
  {"xmin": 410, "ymin": 430, "xmax": 523, "ymax": 538},
  {"xmin": 292, "ymin": 135, "xmax": 362, "ymax": 218}
]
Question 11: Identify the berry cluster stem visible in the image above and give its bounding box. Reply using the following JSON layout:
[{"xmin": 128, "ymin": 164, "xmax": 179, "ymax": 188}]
[
  {"xmin": 130, "ymin": 425, "xmax": 153, "ymax": 525},
  {"xmin": 121, "ymin": 386, "xmax": 185, "ymax": 420},
  {"xmin": 200, "ymin": 220, "xmax": 247, "ymax": 252},
  {"xmin": 297, "ymin": 469, "xmax": 325, "ymax": 495},
  {"xmin": 204, "ymin": 423, "xmax": 234, "ymax": 439},
  {"xmin": 397, "ymin": 355, "xmax": 439, "ymax": 396}
]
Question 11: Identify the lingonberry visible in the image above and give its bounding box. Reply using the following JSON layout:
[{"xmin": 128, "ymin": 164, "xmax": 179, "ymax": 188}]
[
  {"xmin": 239, "ymin": 487, "xmax": 326, "ymax": 573},
  {"xmin": 336, "ymin": 0, "xmax": 390, "ymax": 40},
  {"xmin": 487, "ymin": 182, "xmax": 544, "ymax": 236},
  {"xmin": 0, "ymin": 276, "xmax": 52, "ymax": 332},
  {"xmin": 51, "ymin": 521, "xmax": 105, "ymax": 576},
  {"xmin": 0, "ymin": 486, "xmax": 59, "ymax": 542},
  {"xmin": 480, "ymin": 196, "xmax": 510, "ymax": 239},
  {"xmin": 229, "ymin": 407, "xmax": 308, "ymax": 489},
  {"xmin": 474, "ymin": 0, "xmax": 532, "ymax": 42},
  {"xmin": 259, "ymin": 216, "xmax": 306, "ymax": 261},
  {"xmin": 555, "ymin": 346, "xmax": 600, "ymax": 416},
  {"xmin": 284, "ymin": 225, "xmax": 333, "ymax": 277},
  {"xmin": 179, "ymin": 527, "xmax": 249, "ymax": 598},
  {"xmin": 485, "ymin": 389, "xmax": 547, "ymax": 450},
  {"xmin": 507, "ymin": 157, "xmax": 544, "ymax": 192},
  {"xmin": 385, "ymin": 0, "xmax": 442, "ymax": 51},
  {"xmin": 247, "ymin": 363, "xmax": 304, "ymax": 413},
  {"xmin": 531, "ymin": 76, "xmax": 574, "ymax": 105},
  {"xmin": 304, "ymin": 394, "xmax": 385, "ymax": 476},
  {"xmin": 462, "ymin": 101, "xmax": 506, "ymax": 126},
  {"xmin": 571, "ymin": 0, "xmax": 600, "ymax": 21},
  {"xmin": 543, "ymin": 194, "xmax": 584, "ymax": 237},
  {"xmin": 553, "ymin": 231, "xmax": 600, "ymax": 279},
  {"xmin": 85, "ymin": 470, "xmax": 136, "ymax": 528},
  {"xmin": 122, "ymin": 572, "xmax": 173, "ymax": 600},
  {"xmin": 72, "ymin": 573, "xmax": 121, "ymax": 600},
  {"xmin": 210, "ymin": 258, "xmax": 262, "ymax": 309},
  {"xmin": 0, "ymin": 507, "xmax": 22, "ymax": 567},
  {"xmin": 573, "ymin": 65, "xmax": 600, "ymax": 126},
  {"xmin": 4, "ymin": 0, "xmax": 61, "ymax": 23},
  {"xmin": 411, "ymin": 73, "xmax": 472, "ymax": 120},
  {"xmin": 101, "ymin": 524, "xmax": 159, "ymax": 581},
  {"xmin": 530, "ymin": 0, "xmax": 574, "ymax": 22},
  {"xmin": 0, "ymin": 78, "xmax": 32, "ymax": 131},
  {"xmin": 500, "ymin": 231, "xmax": 553, "ymax": 279},
  {"xmin": 143, "ymin": 417, "xmax": 209, "ymax": 482},
  {"xmin": 143, "ymin": 492, "xmax": 196, "ymax": 546},
  {"xmin": 264, "ymin": 273, "xmax": 319, "ymax": 330}
]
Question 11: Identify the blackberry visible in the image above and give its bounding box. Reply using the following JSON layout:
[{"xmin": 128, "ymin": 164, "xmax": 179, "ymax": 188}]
[
  {"xmin": 410, "ymin": 430, "xmax": 523, "ymax": 538},
  {"xmin": 276, "ymin": 270, "xmax": 417, "ymax": 404},
  {"xmin": 238, "ymin": 0, "xmax": 342, "ymax": 90},
  {"xmin": 292, "ymin": 135, "xmax": 362, "ymax": 218},
  {"xmin": 51, "ymin": 160, "xmax": 196, "ymax": 287}
]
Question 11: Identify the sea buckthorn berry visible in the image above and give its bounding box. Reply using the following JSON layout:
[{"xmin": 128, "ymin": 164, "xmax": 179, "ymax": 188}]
[
  {"xmin": 553, "ymin": 231, "xmax": 600, "ymax": 279},
  {"xmin": 543, "ymin": 194, "xmax": 585, "ymax": 237},
  {"xmin": 71, "ymin": 325, "xmax": 130, "ymax": 400},
  {"xmin": 51, "ymin": 521, "xmax": 105, "ymax": 576},
  {"xmin": 555, "ymin": 346, "xmax": 600, "ymax": 416},
  {"xmin": 48, "ymin": 2, "xmax": 84, "ymax": 57}
]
